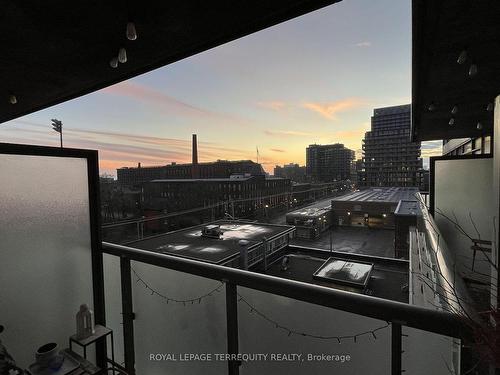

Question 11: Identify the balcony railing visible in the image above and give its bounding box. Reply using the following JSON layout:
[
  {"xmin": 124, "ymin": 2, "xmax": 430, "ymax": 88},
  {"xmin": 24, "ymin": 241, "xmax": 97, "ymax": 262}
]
[{"xmin": 101, "ymin": 240, "xmax": 467, "ymax": 375}]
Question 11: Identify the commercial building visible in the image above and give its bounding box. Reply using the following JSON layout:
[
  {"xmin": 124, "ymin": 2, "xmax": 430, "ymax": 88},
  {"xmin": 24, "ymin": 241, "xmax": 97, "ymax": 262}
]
[
  {"xmin": 306, "ymin": 143, "xmax": 355, "ymax": 182},
  {"xmin": 273, "ymin": 163, "xmax": 307, "ymax": 182},
  {"xmin": 362, "ymin": 105, "xmax": 422, "ymax": 187},
  {"xmin": 285, "ymin": 200, "xmax": 332, "ymax": 239},
  {"xmin": 143, "ymin": 174, "xmax": 291, "ymax": 216},
  {"xmin": 332, "ymin": 187, "xmax": 419, "ymax": 229}
]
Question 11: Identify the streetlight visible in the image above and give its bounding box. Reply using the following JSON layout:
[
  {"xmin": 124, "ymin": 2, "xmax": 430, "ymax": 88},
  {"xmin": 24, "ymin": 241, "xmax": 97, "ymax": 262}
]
[{"xmin": 51, "ymin": 119, "xmax": 63, "ymax": 148}]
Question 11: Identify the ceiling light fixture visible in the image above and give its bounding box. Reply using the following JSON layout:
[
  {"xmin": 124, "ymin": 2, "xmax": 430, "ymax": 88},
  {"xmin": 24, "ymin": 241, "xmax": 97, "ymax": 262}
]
[
  {"xmin": 486, "ymin": 103, "xmax": 493, "ymax": 112},
  {"xmin": 451, "ymin": 105, "xmax": 458, "ymax": 115},
  {"xmin": 449, "ymin": 118, "xmax": 455, "ymax": 126},
  {"xmin": 109, "ymin": 57, "xmax": 118, "ymax": 68},
  {"xmin": 427, "ymin": 102, "xmax": 436, "ymax": 111},
  {"xmin": 8, "ymin": 94, "xmax": 17, "ymax": 104},
  {"xmin": 468, "ymin": 64, "xmax": 478, "ymax": 77},
  {"xmin": 127, "ymin": 22, "xmax": 137, "ymax": 41},
  {"xmin": 118, "ymin": 48, "xmax": 127, "ymax": 63},
  {"xmin": 476, "ymin": 122, "xmax": 483, "ymax": 130},
  {"xmin": 457, "ymin": 50, "xmax": 467, "ymax": 64}
]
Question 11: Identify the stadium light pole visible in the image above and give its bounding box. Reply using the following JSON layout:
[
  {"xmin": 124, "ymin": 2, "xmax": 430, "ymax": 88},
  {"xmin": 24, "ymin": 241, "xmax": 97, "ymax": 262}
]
[{"xmin": 51, "ymin": 119, "xmax": 63, "ymax": 148}]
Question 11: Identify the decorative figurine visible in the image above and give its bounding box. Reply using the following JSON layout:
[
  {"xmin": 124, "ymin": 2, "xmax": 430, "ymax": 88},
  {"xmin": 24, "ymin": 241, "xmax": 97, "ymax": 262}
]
[{"xmin": 76, "ymin": 304, "xmax": 95, "ymax": 340}]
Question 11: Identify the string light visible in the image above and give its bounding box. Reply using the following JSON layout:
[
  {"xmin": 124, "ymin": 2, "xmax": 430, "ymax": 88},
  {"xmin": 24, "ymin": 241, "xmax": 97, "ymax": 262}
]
[
  {"xmin": 132, "ymin": 267, "xmax": 224, "ymax": 304},
  {"xmin": 132, "ymin": 268, "xmax": 391, "ymax": 342},
  {"xmin": 236, "ymin": 293, "xmax": 390, "ymax": 342}
]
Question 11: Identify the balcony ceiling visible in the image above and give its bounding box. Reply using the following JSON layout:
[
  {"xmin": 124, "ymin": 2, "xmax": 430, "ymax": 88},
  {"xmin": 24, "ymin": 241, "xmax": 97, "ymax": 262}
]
[
  {"xmin": 0, "ymin": 0, "xmax": 339, "ymax": 124},
  {"xmin": 412, "ymin": 0, "xmax": 500, "ymax": 141}
]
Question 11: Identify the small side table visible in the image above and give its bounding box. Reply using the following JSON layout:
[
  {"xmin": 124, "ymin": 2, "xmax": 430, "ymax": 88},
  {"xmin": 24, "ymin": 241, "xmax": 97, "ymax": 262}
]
[{"xmin": 69, "ymin": 325, "xmax": 115, "ymax": 372}]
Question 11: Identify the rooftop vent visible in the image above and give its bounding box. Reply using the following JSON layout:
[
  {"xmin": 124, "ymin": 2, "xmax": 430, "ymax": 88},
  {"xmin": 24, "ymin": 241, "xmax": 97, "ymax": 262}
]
[{"xmin": 201, "ymin": 225, "xmax": 222, "ymax": 239}]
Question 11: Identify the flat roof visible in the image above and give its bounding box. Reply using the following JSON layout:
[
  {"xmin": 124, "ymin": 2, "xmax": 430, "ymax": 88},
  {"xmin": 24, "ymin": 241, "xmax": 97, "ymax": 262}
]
[
  {"xmin": 127, "ymin": 220, "xmax": 294, "ymax": 264},
  {"xmin": 266, "ymin": 249, "xmax": 408, "ymax": 303},
  {"xmin": 150, "ymin": 177, "xmax": 253, "ymax": 183},
  {"xmin": 333, "ymin": 187, "xmax": 419, "ymax": 204},
  {"xmin": 286, "ymin": 199, "xmax": 332, "ymax": 218},
  {"xmin": 394, "ymin": 200, "xmax": 422, "ymax": 216}
]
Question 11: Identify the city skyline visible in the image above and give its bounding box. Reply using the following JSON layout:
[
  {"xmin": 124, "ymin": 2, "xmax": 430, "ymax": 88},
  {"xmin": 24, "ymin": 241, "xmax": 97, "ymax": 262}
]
[{"xmin": 0, "ymin": 0, "xmax": 441, "ymax": 175}]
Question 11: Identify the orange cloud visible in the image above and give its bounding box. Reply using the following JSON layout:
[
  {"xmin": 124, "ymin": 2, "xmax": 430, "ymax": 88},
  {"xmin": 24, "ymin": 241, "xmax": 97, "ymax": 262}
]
[
  {"xmin": 302, "ymin": 98, "xmax": 367, "ymax": 120},
  {"xmin": 270, "ymin": 148, "xmax": 285, "ymax": 153}
]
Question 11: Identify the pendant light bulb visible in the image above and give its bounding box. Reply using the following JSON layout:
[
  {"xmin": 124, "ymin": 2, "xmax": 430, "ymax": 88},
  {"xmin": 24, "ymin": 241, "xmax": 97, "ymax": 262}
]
[
  {"xmin": 110, "ymin": 57, "xmax": 118, "ymax": 68},
  {"xmin": 118, "ymin": 48, "xmax": 127, "ymax": 63},
  {"xmin": 127, "ymin": 22, "xmax": 137, "ymax": 41},
  {"xmin": 448, "ymin": 118, "xmax": 455, "ymax": 126},
  {"xmin": 451, "ymin": 105, "xmax": 458, "ymax": 115},
  {"xmin": 477, "ymin": 122, "xmax": 483, "ymax": 130},
  {"xmin": 486, "ymin": 103, "xmax": 493, "ymax": 112},
  {"xmin": 8, "ymin": 94, "xmax": 17, "ymax": 104},
  {"xmin": 468, "ymin": 64, "xmax": 478, "ymax": 77},
  {"xmin": 457, "ymin": 50, "xmax": 467, "ymax": 64}
]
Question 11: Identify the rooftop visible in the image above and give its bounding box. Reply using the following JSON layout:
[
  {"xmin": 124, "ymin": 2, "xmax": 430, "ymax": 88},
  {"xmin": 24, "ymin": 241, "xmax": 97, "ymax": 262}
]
[
  {"xmin": 119, "ymin": 159, "xmax": 259, "ymax": 170},
  {"xmin": 265, "ymin": 247, "xmax": 409, "ymax": 303},
  {"xmin": 127, "ymin": 220, "xmax": 294, "ymax": 264},
  {"xmin": 394, "ymin": 200, "xmax": 422, "ymax": 217},
  {"xmin": 286, "ymin": 199, "xmax": 332, "ymax": 219},
  {"xmin": 333, "ymin": 187, "xmax": 419, "ymax": 204}
]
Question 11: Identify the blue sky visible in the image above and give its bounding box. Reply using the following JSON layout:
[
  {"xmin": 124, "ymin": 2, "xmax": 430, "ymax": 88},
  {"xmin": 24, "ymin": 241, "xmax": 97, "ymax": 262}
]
[{"xmin": 0, "ymin": 0, "xmax": 441, "ymax": 174}]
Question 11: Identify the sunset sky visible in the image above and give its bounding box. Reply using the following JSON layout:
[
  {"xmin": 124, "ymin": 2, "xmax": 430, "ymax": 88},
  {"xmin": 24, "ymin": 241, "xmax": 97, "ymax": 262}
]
[{"xmin": 0, "ymin": 0, "xmax": 441, "ymax": 175}]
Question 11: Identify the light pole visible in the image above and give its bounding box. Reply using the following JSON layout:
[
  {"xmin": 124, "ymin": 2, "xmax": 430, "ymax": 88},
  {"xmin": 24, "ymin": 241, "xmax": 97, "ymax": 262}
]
[{"xmin": 51, "ymin": 119, "xmax": 63, "ymax": 148}]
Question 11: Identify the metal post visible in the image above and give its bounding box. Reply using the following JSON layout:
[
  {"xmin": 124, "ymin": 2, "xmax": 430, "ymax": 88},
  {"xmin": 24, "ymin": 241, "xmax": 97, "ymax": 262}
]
[
  {"xmin": 120, "ymin": 256, "xmax": 136, "ymax": 375},
  {"xmin": 391, "ymin": 323, "xmax": 402, "ymax": 375},
  {"xmin": 262, "ymin": 237, "xmax": 268, "ymax": 272},
  {"xmin": 225, "ymin": 283, "xmax": 240, "ymax": 375}
]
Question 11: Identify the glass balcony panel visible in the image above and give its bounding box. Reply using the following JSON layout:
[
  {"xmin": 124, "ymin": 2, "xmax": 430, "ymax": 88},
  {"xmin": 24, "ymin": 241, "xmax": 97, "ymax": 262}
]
[
  {"xmin": 130, "ymin": 262, "xmax": 227, "ymax": 374},
  {"xmin": 237, "ymin": 287, "xmax": 390, "ymax": 374}
]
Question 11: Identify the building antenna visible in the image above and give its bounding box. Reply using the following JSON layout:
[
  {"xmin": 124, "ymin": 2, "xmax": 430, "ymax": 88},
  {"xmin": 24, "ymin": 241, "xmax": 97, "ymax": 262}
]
[{"xmin": 256, "ymin": 146, "xmax": 259, "ymax": 164}]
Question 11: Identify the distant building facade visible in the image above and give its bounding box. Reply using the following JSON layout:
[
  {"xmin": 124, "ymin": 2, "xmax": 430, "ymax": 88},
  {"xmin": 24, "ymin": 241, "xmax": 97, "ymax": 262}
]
[
  {"xmin": 362, "ymin": 104, "xmax": 422, "ymax": 187},
  {"xmin": 442, "ymin": 136, "xmax": 492, "ymax": 156},
  {"xmin": 143, "ymin": 175, "xmax": 291, "ymax": 216},
  {"xmin": 118, "ymin": 159, "xmax": 265, "ymax": 186},
  {"xmin": 306, "ymin": 143, "xmax": 355, "ymax": 182},
  {"xmin": 274, "ymin": 163, "xmax": 307, "ymax": 182}
]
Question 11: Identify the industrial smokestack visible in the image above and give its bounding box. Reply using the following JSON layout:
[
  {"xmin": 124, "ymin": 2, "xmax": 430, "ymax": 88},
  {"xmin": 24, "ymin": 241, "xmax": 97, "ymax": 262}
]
[
  {"xmin": 192, "ymin": 134, "xmax": 198, "ymax": 165},
  {"xmin": 192, "ymin": 134, "xmax": 199, "ymax": 178}
]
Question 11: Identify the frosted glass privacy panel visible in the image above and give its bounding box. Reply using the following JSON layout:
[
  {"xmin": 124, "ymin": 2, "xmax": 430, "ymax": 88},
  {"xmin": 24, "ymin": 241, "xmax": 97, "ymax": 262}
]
[
  {"xmin": 434, "ymin": 157, "xmax": 493, "ymax": 279},
  {"xmin": 0, "ymin": 154, "xmax": 94, "ymax": 368}
]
